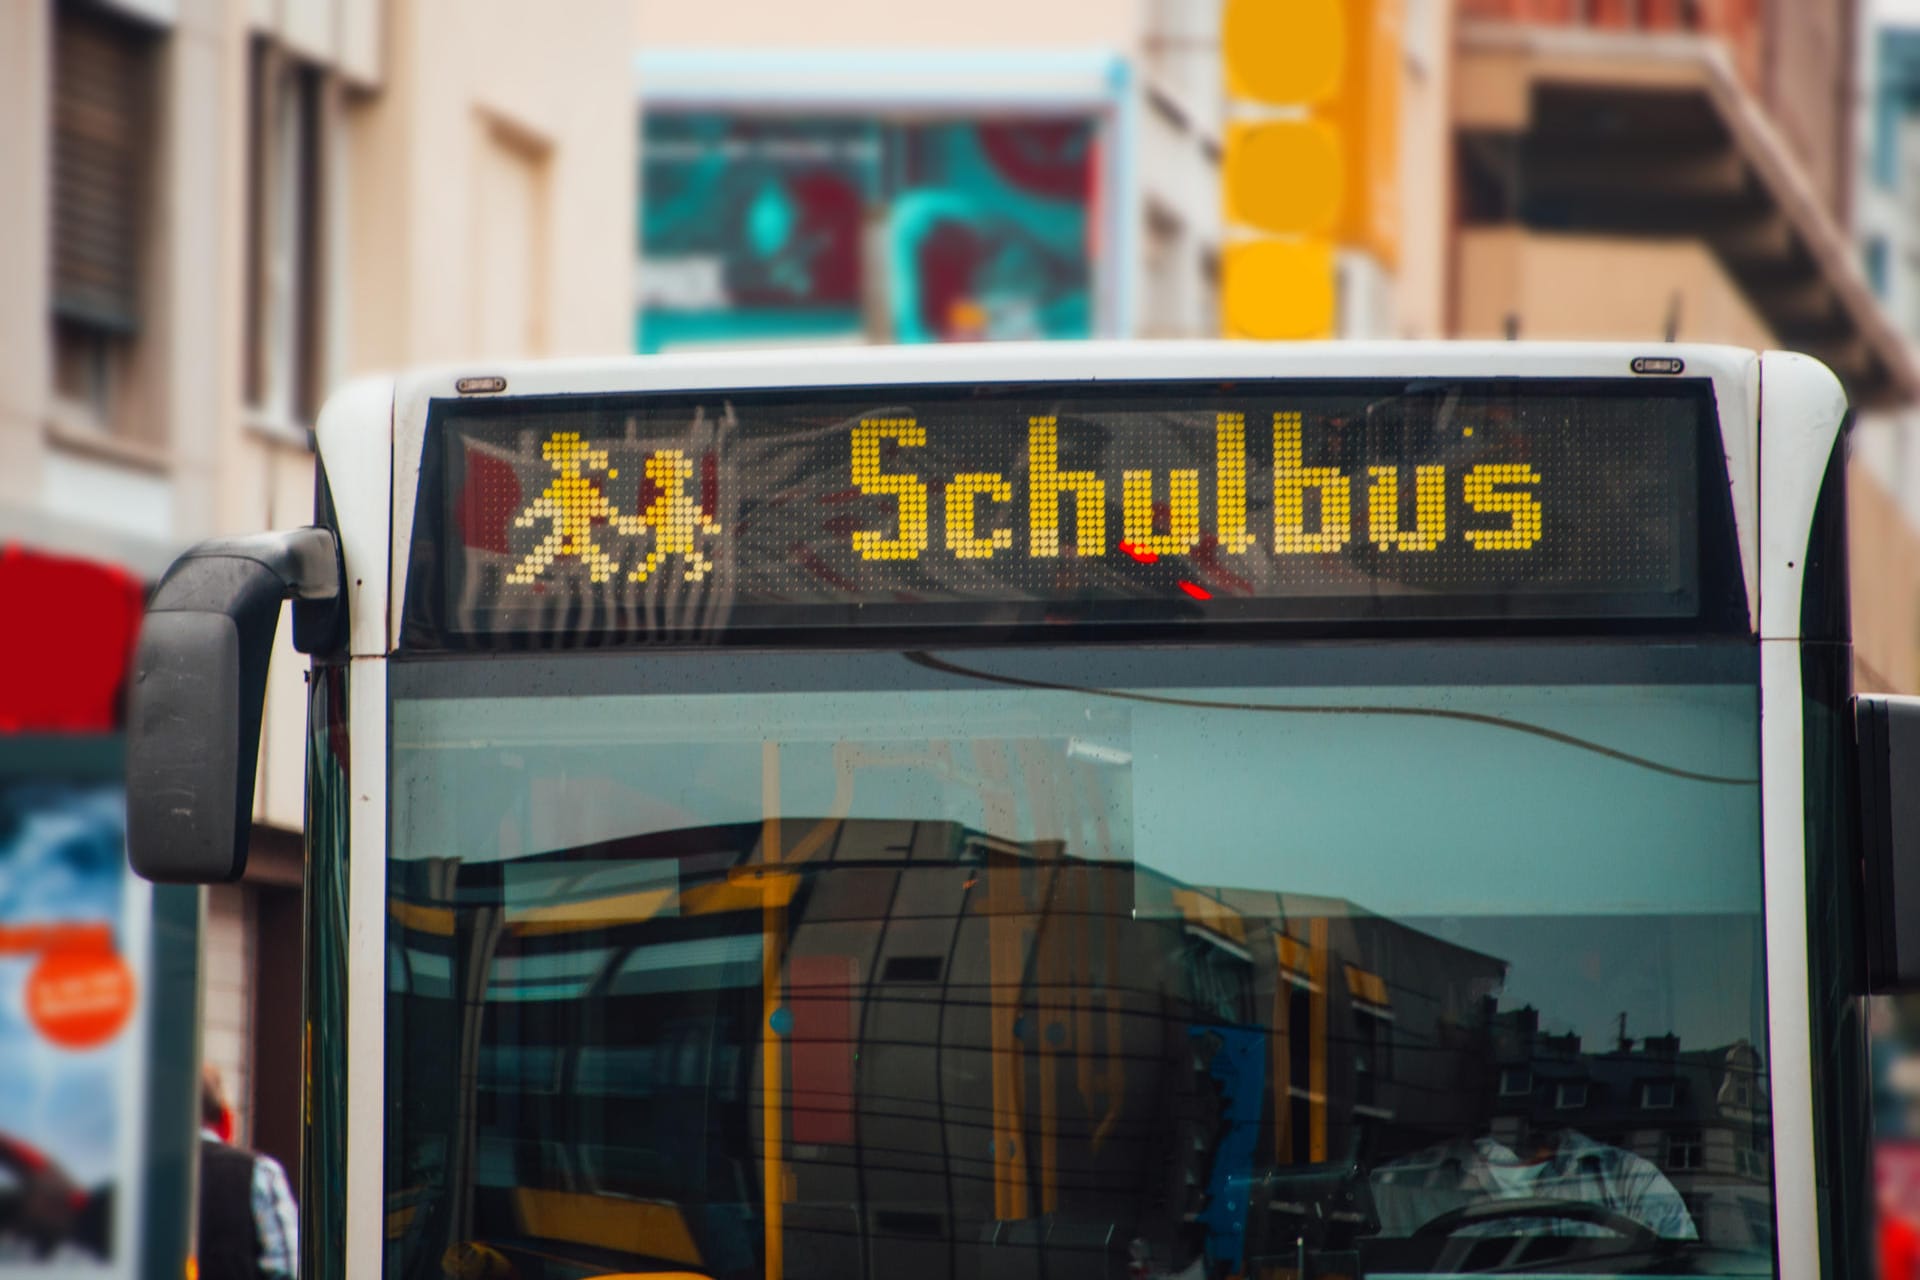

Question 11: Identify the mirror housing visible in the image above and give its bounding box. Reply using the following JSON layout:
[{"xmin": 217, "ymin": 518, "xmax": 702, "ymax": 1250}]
[
  {"xmin": 126, "ymin": 529, "xmax": 340, "ymax": 883},
  {"xmin": 1860, "ymin": 694, "xmax": 1920, "ymax": 991}
]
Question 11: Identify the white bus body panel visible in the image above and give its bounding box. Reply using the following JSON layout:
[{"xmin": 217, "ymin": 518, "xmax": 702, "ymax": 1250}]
[
  {"xmin": 313, "ymin": 377, "xmax": 395, "ymax": 1275},
  {"xmin": 344, "ymin": 657, "xmax": 388, "ymax": 1275},
  {"xmin": 1756, "ymin": 351, "xmax": 1850, "ymax": 1280},
  {"xmin": 315, "ymin": 374, "xmax": 396, "ymax": 660}
]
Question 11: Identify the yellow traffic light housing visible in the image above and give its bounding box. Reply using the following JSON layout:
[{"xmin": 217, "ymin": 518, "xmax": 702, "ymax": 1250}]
[
  {"xmin": 1220, "ymin": 0, "xmax": 1402, "ymax": 337},
  {"xmin": 1222, "ymin": 240, "xmax": 1337, "ymax": 340},
  {"xmin": 1223, "ymin": 120, "xmax": 1345, "ymax": 236},
  {"xmin": 1222, "ymin": 0, "xmax": 1346, "ymax": 105}
]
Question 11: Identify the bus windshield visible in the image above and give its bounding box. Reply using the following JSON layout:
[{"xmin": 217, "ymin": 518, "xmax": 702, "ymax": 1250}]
[{"xmin": 385, "ymin": 639, "xmax": 1770, "ymax": 1279}]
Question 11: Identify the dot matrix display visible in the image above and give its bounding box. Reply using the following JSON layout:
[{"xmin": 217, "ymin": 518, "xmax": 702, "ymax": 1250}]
[{"xmin": 418, "ymin": 381, "xmax": 1708, "ymax": 640}]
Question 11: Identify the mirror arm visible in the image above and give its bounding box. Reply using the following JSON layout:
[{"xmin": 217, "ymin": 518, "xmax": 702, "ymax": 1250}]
[
  {"xmin": 145, "ymin": 527, "xmax": 341, "ymax": 611},
  {"xmin": 127, "ymin": 528, "xmax": 342, "ymax": 883}
]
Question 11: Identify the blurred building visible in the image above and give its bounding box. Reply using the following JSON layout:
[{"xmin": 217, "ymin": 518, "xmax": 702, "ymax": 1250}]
[
  {"xmin": 627, "ymin": 0, "xmax": 1452, "ymax": 347},
  {"xmin": 7, "ymin": 0, "xmax": 1919, "ymax": 1208},
  {"xmin": 1428, "ymin": 0, "xmax": 1920, "ymax": 694},
  {"xmin": 1445, "ymin": 5, "xmax": 1920, "ymax": 693},
  {"xmin": 1852, "ymin": 5, "xmax": 1920, "ymax": 1267},
  {"xmin": 1856, "ymin": 0, "xmax": 1920, "ymax": 698},
  {"xmin": 0, "ymin": 0, "xmax": 633, "ymax": 1175},
  {"xmin": 633, "ymin": 3, "xmax": 1225, "ymax": 349},
  {"xmin": 634, "ymin": 0, "xmax": 1918, "ymax": 691},
  {"xmin": 1485, "ymin": 1011, "xmax": 1774, "ymax": 1252}
]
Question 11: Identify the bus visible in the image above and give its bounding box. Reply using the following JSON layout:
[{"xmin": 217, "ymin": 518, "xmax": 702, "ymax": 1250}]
[{"xmin": 122, "ymin": 343, "xmax": 1920, "ymax": 1279}]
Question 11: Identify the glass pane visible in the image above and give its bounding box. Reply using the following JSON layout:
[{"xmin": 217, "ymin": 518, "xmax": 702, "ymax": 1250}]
[
  {"xmin": 386, "ymin": 643, "xmax": 1771, "ymax": 1279},
  {"xmin": 304, "ymin": 665, "xmax": 349, "ymax": 1279}
]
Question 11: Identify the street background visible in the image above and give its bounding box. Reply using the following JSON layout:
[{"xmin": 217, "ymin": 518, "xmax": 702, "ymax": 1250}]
[{"xmin": 4, "ymin": 0, "xmax": 1920, "ymax": 1271}]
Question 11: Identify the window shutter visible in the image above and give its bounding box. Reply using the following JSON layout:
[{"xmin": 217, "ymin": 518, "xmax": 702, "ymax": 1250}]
[{"xmin": 51, "ymin": 6, "xmax": 153, "ymax": 333}]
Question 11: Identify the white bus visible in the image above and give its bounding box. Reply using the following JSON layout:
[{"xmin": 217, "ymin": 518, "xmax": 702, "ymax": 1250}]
[{"xmin": 125, "ymin": 344, "xmax": 1920, "ymax": 1279}]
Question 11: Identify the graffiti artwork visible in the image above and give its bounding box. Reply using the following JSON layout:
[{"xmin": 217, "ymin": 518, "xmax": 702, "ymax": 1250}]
[{"xmin": 640, "ymin": 113, "xmax": 1100, "ymax": 351}]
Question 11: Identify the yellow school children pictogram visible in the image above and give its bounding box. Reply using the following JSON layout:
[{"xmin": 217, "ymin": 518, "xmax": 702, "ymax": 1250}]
[
  {"xmin": 506, "ymin": 431, "xmax": 630, "ymax": 584},
  {"xmin": 618, "ymin": 449, "xmax": 723, "ymax": 582}
]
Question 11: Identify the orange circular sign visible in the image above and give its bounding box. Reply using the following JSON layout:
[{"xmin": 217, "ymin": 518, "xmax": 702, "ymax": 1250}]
[{"xmin": 26, "ymin": 948, "xmax": 135, "ymax": 1050}]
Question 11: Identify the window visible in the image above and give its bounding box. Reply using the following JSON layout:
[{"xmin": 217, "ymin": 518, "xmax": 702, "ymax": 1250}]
[
  {"xmin": 880, "ymin": 954, "xmax": 942, "ymax": 983},
  {"xmin": 1733, "ymin": 1129, "xmax": 1770, "ymax": 1179},
  {"xmin": 1667, "ymin": 1128, "xmax": 1705, "ymax": 1171},
  {"xmin": 1197, "ymin": 249, "xmax": 1220, "ymax": 339},
  {"xmin": 1288, "ymin": 984, "xmax": 1312, "ymax": 1093},
  {"xmin": 385, "ymin": 641, "xmax": 1772, "ymax": 1273},
  {"xmin": 1640, "ymin": 1080, "xmax": 1677, "ymax": 1109},
  {"xmin": 1353, "ymin": 1007, "xmax": 1392, "ymax": 1108},
  {"xmin": 1141, "ymin": 203, "xmax": 1185, "ymax": 340},
  {"xmin": 49, "ymin": 2, "xmax": 157, "ymax": 439},
  {"xmin": 245, "ymin": 42, "xmax": 327, "ymax": 433},
  {"xmin": 1866, "ymin": 235, "xmax": 1892, "ymax": 299}
]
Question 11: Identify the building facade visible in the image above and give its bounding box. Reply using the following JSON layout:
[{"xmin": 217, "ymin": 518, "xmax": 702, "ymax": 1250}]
[
  {"xmin": 629, "ymin": 0, "xmax": 1457, "ymax": 348},
  {"xmin": 6, "ymin": 0, "xmax": 1916, "ymax": 1214},
  {"xmin": 1456, "ymin": 0, "xmax": 1919, "ymax": 697},
  {"xmin": 1855, "ymin": 0, "xmax": 1920, "ymax": 698},
  {"xmin": 0, "ymin": 0, "xmax": 633, "ymax": 1176},
  {"xmin": 632, "ymin": 0, "xmax": 1914, "ymax": 690}
]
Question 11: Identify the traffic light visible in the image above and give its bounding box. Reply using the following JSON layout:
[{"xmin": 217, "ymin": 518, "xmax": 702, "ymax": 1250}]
[
  {"xmin": 1220, "ymin": 0, "xmax": 1402, "ymax": 339},
  {"xmin": 1223, "ymin": 0, "xmax": 1345, "ymax": 103}
]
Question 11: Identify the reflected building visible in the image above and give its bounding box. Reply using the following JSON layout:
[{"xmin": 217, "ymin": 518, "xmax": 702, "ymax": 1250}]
[
  {"xmin": 1484, "ymin": 1008, "xmax": 1774, "ymax": 1252},
  {"xmin": 384, "ymin": 816, "xmax": 1518, "ymax": 1279}
]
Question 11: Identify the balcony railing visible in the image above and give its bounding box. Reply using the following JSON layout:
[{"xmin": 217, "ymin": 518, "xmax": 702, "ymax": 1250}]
[{"xmin": 1462, "ymin": 0, "xmax": 1763, "ymax": 93}]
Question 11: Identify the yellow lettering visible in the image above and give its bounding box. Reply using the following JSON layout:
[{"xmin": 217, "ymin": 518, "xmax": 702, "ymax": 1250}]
[
  {"xmin": 946, "ymin": 473, "xmax": 1014, "ymax": 559},
  {"xmin": 1273, "ymin": 411, "xmax": 1350, "ymax": 554},
  {"xmin": 1464, "ymin": 464, "xmax": 1543, "ymax": 550},
  {"xmin": 1122, "ymin": 469, "xmax": 1199, "ymax": 555},
  {"xmin": 1216, "ymin": 412, "xmax": 1255, "ymax": 554},
  {"xmin": 1367, "ymin": 465, "xmax": 1446, "ymax": 551},
  {"xmin": 1028, "ymin": 417, "xmax": 1106, "ymax": 557},
  {"xmin": 851, "ymin": 420, "xmax": 929, "ymax": 561}
]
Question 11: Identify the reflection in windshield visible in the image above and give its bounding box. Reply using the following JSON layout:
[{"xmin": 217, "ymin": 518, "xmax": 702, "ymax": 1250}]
[{"xmin": 386, "ymin": 648, "xmax": 1772, "ymax": 1279}]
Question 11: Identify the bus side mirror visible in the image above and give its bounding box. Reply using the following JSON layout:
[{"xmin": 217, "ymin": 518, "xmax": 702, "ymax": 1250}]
[
  {"xmin": 126, "ymin": 529, "xmax": 341, "ymax": 884},
  {"xmin": 1860, "ymin": 694, "xmax": 1920, "ymax": 992}
]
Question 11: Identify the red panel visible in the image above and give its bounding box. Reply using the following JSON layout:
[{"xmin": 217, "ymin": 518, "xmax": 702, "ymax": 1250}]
[
  {"xmin": 788, "ymin": 953, "xmax": 857, "ymax": 1145},
  {"xmin": 0, "ymin": 546, "xmax": 144, "ymax": 733},
  {"xmin": 1882, "ymin": 1142, "xmax": 1920, "ymax": 1279},
  {"xmin": 456, "ymin": 449, "xmax": 523, "ymax": 554}
]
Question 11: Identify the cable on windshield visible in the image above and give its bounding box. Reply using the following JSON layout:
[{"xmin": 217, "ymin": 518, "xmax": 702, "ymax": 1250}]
[{"xmin": 902, "ymin": 652, "xmax": 1758, "ymax": 787}]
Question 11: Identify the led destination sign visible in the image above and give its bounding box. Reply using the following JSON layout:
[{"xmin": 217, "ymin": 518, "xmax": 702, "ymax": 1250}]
[{"xmin": 410, "ymin": 380, "xmax": 1713, "ymax": 641}]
